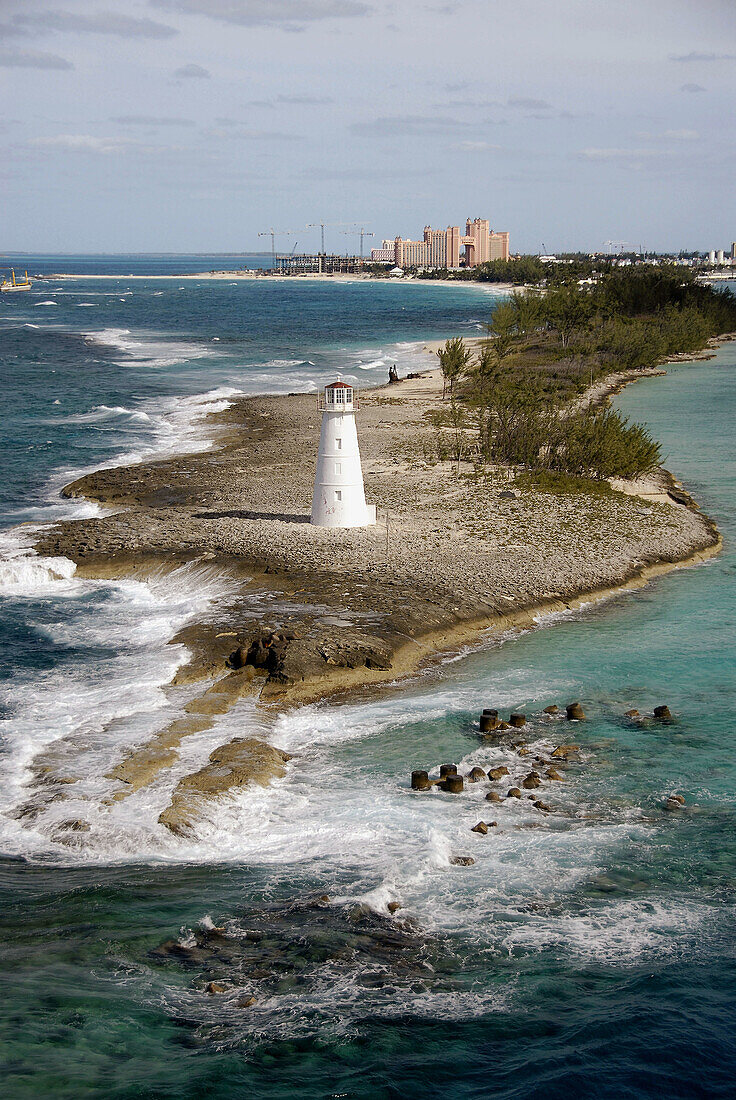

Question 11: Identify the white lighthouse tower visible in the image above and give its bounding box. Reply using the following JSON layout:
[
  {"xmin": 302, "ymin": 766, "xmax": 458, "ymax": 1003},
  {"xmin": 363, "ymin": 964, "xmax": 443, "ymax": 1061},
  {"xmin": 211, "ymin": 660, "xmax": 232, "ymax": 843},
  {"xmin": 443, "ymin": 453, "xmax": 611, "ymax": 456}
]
[{"xmin": 311, "ymin": 381, "xmax": 376, "ymax": 528}]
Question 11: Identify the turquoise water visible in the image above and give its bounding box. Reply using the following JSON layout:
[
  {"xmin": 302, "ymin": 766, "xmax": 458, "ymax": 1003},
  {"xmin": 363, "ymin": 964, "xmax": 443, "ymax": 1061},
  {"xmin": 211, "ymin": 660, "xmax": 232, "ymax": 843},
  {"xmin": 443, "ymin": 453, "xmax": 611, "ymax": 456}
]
[{"xmin": 0, "ymin": 266, "xmax": 735, "ymax": 1097}]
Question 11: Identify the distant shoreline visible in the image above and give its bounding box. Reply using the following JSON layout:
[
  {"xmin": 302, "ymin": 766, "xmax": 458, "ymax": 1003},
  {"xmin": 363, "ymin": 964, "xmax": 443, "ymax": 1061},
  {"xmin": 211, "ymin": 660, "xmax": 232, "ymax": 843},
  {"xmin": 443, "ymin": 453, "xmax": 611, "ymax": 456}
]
[{"xmin": 42, "ymin": 272, "xmax": 516, "ymax": 291}]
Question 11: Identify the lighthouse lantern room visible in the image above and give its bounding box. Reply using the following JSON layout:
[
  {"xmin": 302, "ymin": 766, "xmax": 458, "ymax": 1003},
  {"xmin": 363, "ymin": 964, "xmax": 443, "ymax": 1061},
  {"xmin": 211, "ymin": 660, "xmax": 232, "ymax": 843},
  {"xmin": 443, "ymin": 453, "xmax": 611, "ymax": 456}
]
[{"xmin": 311, "ymin": 381, "xmax": 376, "ymax": 528}]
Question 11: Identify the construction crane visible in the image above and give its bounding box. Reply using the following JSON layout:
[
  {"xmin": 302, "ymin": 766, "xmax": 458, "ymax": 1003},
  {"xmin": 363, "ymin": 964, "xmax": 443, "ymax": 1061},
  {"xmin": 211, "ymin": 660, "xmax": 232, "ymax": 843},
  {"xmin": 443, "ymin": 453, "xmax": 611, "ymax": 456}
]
[
  {"xmin": 604, "ymin": 240, "xmax": 630, "ymax": 255},
  {"xmin": 341, "ymin": 226, "xmax": 374, "ymax": 259},
  {"xmin": 258, "ymin": 228, "xmax": 299, "ymax": 268},
  {"xmin": 306, "ymin": 221, "xmax": 362, "ymax": 255}
]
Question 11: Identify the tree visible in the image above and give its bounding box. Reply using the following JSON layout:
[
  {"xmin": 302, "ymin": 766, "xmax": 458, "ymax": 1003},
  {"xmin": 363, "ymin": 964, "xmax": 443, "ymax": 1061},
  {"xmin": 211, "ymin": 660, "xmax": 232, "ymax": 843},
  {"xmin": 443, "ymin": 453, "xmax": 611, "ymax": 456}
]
[
  {"xmin": 544, "ymin": 284, "xmax": 593, "ymax": 348},
  {"xmin": 485, "ymin": 300, "xmax": 519, "ymax": 360},
  {"xmin": 436, "ymin": 337, "xmax": 472, "ymax": 398}
]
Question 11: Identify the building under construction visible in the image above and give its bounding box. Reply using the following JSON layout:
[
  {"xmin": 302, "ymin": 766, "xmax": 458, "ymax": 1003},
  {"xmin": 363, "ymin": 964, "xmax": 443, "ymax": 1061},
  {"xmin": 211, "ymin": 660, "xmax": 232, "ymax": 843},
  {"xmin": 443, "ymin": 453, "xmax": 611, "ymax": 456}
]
[{"xmin": 273, "ymin": 253, "xmax": 368, "ymax": 275}]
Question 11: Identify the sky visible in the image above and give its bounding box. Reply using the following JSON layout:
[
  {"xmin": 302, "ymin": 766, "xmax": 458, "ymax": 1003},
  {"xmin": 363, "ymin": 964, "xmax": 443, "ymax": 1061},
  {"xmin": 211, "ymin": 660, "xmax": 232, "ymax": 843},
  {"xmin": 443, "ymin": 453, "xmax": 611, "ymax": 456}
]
[{"xmin": 1, "ymin": 0, "xmax": 735, "ymax": 254}]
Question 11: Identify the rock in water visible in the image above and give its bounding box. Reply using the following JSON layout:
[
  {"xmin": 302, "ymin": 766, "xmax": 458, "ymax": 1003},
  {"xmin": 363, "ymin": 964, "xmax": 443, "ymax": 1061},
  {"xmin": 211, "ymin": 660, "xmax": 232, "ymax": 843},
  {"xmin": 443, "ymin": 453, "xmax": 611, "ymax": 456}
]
[
  {"xmin": 522, "ymin": 772, "xmax": 541, "ymax": 789},
  {"xmin": 552, "ymin": 744, "xmax": 580, "ymax": 759},
  {"xmin": 159, "ymin": 739, "xmax": 291, "ymax": 836},
  {"xmin": 507, "ymin": 787, "xmax": 522, "ymax": 799},
  {"xmin": 479, "ymin": 713, "xmax": 499, "ymax": 732},
  {"xmin": 566, "ymin": 702, "xmax": 586, "ymax": 721},
  {"xmin": 440, "ymin": 763, "xmax": 458, "ymax": 778},
  {"xmin": 467, "ymin": 766, "xmax": 487, "ymax": 783},
  {"xmin": 546, "ymin": 768, "xmax": 565, "ymax": 781},
  {"xmin": 450, "ymin": 855, "xmax": 475, "ymax": 866},
  {"xmin": 654, "ymin": 705, "xmax": 673, "ymax": 721},
  {"xmin": 486, "ymin": 790, "xmax": 502, "ymax": 802},
  {"xmin": 441, "ymin": 775, "xmax": 464, "ymax": 794},
  {"xmin": 543, "ymin": 705, "xmax": 559, "ymax": 715},
  {"xmin": 471, "ymin": 821, "xmax": 488, "ymax": 835},
  {"xmin": 411, "ymin": 770, "xmax": 431, "ymax": 791},
  {"xmin": 624, "ymin": 709, "xmax": 640, "ymax": 718},
  {"xmin": 487, "ymin": 766, "xmax": 510, "ymax": 781},
  {"xmin": 509, "ymin": 713, "xmax": 526, "ymax": 728}
]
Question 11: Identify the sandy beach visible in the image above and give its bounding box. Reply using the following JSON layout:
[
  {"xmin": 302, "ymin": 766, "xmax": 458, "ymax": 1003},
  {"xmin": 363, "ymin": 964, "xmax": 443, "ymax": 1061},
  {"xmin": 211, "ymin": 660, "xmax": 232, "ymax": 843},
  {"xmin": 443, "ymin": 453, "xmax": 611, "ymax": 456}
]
[
  {"xmin": 29, "ymin": 358, "xmax": 720, "ymax": 835},
  {"xmin": 42, "ymin": 271, "xmax": 516, "ymax": 291}
]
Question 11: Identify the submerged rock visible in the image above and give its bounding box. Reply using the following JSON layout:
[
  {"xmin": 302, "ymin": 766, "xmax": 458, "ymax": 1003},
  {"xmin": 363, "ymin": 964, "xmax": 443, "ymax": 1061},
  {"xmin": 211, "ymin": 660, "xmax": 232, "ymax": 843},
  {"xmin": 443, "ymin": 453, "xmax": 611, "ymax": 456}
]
[
  {"xmin": 485, "ymin": 790, "xmax": 502, "ymax": 802},
  {"xmin": 551, "ymin": 744, "xmax": 580, "ymax": 759},
  {"xmin": 566, "ymin": 702, "xmax": 586, "ymax": 721},
  {"xmin": 543, "ymin": 705, "xmax": 559, "ymax": 715},
  {"xmin": 654, "ymin": 705, "xmax": 673, "ymax": 721},
  {"xmin": 450, "ymin": 855, "xmax": 475, "ymax": 866},
  {"xmin": 546, "ymin": 768, "xmax": 565, "ymax": 782},
  {"xmin": 159, "ymin": 738, "xmax": 291, "ymax": 836}
]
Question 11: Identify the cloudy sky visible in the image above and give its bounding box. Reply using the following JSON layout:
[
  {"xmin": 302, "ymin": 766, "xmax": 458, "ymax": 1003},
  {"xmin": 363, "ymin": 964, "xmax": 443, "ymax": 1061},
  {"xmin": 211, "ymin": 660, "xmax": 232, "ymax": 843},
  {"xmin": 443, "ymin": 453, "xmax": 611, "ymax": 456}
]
[{"xmin": 1, "ymin": 0, "xmax": 734, "ymax": 254}]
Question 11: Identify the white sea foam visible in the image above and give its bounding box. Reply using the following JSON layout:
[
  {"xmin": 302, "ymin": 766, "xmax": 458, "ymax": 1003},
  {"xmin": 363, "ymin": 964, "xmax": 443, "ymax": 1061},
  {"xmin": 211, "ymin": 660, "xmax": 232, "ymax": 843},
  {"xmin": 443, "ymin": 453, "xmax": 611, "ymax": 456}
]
[
  {"xmin": 83, "ymin": 326, "xmax": 217, "ymax": 369},
  {"xmin": 0, "ymin": 539, "xmax": 77, "ymax": 595}
]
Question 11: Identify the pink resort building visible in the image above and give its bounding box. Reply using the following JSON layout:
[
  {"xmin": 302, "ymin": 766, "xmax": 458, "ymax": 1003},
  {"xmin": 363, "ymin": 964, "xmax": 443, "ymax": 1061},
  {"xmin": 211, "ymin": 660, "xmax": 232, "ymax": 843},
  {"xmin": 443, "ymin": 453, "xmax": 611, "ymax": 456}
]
[{"xmin": 373, "ymin": 219, "xmax": 510, "ymax": 270}]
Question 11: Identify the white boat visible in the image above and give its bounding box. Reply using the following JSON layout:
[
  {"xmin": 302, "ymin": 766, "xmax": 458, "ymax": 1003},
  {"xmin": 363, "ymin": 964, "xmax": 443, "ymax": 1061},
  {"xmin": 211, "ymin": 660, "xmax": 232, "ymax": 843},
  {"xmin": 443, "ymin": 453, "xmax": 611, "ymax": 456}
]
[{"xmin": 0, "ymin": 269, "xmax": 32, "ymax": 292}]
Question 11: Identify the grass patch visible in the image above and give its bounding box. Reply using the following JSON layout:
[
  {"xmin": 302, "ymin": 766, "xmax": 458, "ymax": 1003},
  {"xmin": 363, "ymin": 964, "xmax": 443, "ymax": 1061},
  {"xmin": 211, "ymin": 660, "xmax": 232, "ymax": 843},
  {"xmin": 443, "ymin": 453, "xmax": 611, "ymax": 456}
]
[{"xmin": 515, "ymin": 470, "xmax": 616, "ymax": 496}]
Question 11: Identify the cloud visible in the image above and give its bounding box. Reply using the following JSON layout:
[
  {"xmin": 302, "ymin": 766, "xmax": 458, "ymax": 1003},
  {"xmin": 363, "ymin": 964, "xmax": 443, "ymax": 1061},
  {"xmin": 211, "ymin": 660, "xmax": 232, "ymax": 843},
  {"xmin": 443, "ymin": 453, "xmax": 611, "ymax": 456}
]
[
  {"xmin": 0, "ymin": 48, "xmax": 73, "ymax": 69},
  {"xmin": 578, "ymin": 147, "xmax": 663, "ymax": 162},
  {"xmin": 276, "ymin": 94, "xmax": 334, "ymax": 104},
  {"xmin": 201, "ymin": 126, "xmax": 301, "ymax": 140},
  {"xmin": 0, "ymin": 23, "xmax": 30, "ymax": 39},
  {"xmin": 31, "ymin": 134, "xmax": 136, "ymax": 153},
  {"xmin": 664, "ymin": 128, "xmax": 699, "ymax": 140},
  {"xmin": 453, "ymin": 140, "xmax": 499, "ymax": 151},
  {"xmin": 670, "ymin": 51, "xmax": 736, "ymax": 62},
  {"xmin": 238, "ymin": 93, "xmax": 334, "ymax": 107},
  {"xmin": 112, "ymin": 115, "xmax": 195, "ymax": 127},
  {"xmin": 680, "ymin": 82, "xmax": 706, "ymax": 92},
  {"xmin": 173, "ymin": 62, "xmax": 210, "ymax": 78},
  {"xmin": 151, "ymin": 0, "xmax": 370, "ymax": 28},
  {"xmin": 350, "ymin": 114, "xmax": 465, "ymax": 136},
  {"xmin": 506, "ymin": 97, "xmax": 553, "ymax": 110},
  {"xmin": 13, "ymin": 11, "xmax": 178, "ymax": 39}
]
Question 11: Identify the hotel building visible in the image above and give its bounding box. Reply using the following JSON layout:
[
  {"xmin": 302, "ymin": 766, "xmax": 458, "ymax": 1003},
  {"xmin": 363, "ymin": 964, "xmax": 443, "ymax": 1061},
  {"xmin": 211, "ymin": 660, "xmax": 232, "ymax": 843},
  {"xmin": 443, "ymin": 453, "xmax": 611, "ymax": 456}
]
[{"xmin": 373, "ymin": 218, "xmax": 510, "ymax": 269}]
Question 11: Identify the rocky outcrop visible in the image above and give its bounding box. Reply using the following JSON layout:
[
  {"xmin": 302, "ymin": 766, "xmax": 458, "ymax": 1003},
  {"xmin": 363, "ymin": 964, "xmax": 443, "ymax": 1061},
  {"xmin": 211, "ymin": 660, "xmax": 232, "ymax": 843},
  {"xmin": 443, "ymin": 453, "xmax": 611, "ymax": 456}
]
[
  {"xmin": 231, "ymin": 627, "xmax": 393, "ymax": 696},
  {"xmin": 159, "ymin": 738, "xmax": 291, "ymax": 836}
]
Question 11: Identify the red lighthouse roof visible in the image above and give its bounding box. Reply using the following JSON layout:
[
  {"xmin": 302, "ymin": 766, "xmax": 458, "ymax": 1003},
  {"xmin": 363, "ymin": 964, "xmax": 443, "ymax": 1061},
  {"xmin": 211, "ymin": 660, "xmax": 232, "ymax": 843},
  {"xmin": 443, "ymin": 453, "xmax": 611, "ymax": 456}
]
[{"xmin": 325, "ymin": 381, "xmax": 352, "ymax": 389}]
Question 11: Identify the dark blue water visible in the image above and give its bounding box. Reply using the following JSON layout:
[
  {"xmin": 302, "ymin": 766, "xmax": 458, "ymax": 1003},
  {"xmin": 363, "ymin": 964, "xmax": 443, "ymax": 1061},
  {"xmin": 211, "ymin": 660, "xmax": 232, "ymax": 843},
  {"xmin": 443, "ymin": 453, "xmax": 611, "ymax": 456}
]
[
  {"xmin": 0, "ymin": 264, "xmax": 734, "ymax": 1098},
  {"xmin": 1, "ymin": 252, "xmax": 272, "ymax": 275}
]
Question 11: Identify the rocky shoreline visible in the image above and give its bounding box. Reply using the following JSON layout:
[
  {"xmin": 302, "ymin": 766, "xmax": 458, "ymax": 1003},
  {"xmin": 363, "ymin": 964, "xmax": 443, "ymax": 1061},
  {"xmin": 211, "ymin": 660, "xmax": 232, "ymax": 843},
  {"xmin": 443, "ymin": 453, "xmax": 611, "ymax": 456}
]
[{"xmin": 28, "ymin": 356, "xmax": 722, "ymax": 836}]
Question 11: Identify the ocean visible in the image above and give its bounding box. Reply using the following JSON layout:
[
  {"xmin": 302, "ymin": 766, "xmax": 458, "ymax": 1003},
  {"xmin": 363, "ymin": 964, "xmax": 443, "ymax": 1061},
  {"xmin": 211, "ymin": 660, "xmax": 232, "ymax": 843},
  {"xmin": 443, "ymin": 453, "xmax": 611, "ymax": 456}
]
[{"xmin": 0, "ymin": 259, "xmax": 734, "ymax": 1098}]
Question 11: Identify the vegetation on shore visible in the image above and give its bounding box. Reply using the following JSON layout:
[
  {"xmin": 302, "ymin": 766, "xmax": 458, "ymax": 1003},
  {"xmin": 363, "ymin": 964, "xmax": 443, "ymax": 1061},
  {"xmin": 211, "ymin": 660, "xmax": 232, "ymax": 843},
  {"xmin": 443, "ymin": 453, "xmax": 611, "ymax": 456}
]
[{"xmin": 433, "ymin": 266, "xmax": 736, "ymax": 481}]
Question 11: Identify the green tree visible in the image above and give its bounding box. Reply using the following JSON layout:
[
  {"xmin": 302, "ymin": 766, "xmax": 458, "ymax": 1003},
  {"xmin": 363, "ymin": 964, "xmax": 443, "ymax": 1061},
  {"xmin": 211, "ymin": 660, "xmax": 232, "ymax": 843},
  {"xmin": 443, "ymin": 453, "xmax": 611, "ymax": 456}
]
[
  {"xmin": 485, "ymin": 300, "xmax": 519, "ymax": 360},
  {"xmin": 436, "ymin": 336, "xmax": 472, "ymax": 399},
  {"xmin": 544, "ymin": 284, "xmax": 593, "ymax": 348}
]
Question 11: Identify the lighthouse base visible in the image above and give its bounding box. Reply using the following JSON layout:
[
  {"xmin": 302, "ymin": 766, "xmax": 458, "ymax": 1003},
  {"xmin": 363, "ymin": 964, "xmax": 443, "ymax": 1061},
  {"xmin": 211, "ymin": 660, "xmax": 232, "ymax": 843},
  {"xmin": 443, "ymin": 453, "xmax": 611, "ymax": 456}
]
[{"xmin": 310, "ymin": 504, "xmax": 376, "ymax": 529}]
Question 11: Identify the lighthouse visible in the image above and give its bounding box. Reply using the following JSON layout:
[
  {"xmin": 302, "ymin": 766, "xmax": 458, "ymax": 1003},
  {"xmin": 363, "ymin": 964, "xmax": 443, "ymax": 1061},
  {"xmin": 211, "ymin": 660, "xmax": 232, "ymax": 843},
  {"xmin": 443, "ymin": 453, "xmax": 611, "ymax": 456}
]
[{"xmin": 311, "ymin": 381, "xmax": 376, "ymax": 528}]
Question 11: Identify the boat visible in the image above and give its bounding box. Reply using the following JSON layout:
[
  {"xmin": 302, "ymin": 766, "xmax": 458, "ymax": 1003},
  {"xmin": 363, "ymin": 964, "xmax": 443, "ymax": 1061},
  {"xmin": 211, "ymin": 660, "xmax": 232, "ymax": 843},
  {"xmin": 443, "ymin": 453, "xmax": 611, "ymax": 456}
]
[{"xmin": 0, "ymin": 269, "xmax": 33, "ymax": 292}]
